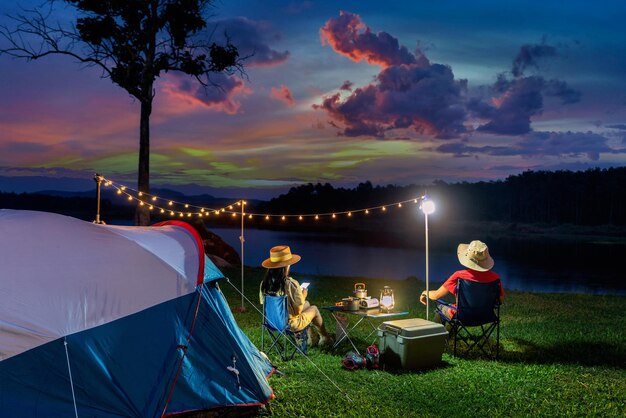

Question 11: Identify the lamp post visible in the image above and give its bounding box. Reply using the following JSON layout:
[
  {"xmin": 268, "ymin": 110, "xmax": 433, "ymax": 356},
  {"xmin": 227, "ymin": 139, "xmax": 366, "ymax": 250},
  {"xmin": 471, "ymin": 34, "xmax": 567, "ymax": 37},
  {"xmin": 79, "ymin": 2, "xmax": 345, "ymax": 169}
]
[
  {"xmin": 419, "ymin": 195, "xmax": 435, "ymax": 320},
  {"xmin": 239, "ymin": 200, "xmax": 246, "ymax": 312},
  {"xmin": 93, "ymin": 173, "xmax": 104, "ymax": 224}
]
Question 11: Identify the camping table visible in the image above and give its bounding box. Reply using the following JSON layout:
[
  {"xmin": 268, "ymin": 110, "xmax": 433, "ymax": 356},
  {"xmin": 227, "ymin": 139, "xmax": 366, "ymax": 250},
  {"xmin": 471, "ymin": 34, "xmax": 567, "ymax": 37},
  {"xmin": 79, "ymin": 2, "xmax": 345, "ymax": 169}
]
[{"xmin": 321, "ymin": 306, "xmax": 409, "ymax": 355}]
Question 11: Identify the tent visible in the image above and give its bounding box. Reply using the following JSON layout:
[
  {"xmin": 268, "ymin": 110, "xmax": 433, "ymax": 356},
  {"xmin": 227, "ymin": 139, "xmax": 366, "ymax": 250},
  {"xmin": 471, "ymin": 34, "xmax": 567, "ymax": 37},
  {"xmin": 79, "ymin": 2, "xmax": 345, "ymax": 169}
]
[{"xmin": 0, "ymin": 209, "xmax": 274, "ymax": 417}]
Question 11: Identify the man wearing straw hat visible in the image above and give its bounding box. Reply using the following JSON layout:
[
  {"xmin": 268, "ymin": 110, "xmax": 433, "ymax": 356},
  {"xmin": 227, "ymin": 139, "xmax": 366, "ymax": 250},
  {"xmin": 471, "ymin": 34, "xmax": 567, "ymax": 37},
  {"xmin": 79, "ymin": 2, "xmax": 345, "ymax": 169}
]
[
  {"xmin": 419, "ymin": 240, "xmax": 504, "ymax": 319},
  {"xmin": 260, "ymin": 245, "xmax": 333, "ymax": 346}
]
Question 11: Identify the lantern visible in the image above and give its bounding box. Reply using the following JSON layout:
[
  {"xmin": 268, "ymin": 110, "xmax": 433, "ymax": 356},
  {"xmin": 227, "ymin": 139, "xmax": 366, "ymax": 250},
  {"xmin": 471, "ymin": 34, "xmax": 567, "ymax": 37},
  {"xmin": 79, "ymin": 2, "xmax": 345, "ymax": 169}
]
[{"xmin": 380, "ymin": 286, "xmax": 395, "ymax": 312}]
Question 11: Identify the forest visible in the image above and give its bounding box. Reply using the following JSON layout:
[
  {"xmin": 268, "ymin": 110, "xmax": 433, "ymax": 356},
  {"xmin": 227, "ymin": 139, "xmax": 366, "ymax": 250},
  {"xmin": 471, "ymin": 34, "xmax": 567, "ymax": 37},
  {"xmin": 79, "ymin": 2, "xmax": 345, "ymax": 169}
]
[
  {"xmin": 258, "ymin": 167, "xmax": 626, "ymax": 226},
  {"xmin": 1, "ymin": 167, "xmax": 624, "ymax": 226}
]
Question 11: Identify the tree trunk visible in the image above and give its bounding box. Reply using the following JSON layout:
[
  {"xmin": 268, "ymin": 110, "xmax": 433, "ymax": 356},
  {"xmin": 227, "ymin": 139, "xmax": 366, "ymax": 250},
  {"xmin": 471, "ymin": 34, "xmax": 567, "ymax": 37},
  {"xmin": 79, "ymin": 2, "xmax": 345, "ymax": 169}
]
[{"xmin": 134, "ymin": 98, "xmax": 152, "ymax": 226}]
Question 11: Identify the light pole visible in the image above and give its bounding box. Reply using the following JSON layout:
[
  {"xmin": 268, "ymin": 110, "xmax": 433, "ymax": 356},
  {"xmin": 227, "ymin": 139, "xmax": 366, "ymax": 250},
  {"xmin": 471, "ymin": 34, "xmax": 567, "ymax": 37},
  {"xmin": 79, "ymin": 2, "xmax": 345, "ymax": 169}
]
[
  {"xmin": 419, "ymin": 195, "xmax": 435, "ymax": 320},
  {"xmin": 93, "ymin": 173, "xmax": 104, "ymax": 224}
]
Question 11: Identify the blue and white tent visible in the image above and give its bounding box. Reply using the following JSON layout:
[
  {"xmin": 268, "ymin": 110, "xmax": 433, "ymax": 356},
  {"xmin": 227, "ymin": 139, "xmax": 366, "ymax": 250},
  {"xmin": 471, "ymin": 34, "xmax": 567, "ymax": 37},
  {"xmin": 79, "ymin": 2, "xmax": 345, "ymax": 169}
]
[{"xmin": 0, "ymin": 210, "xmax": 274, "ymax": 417}]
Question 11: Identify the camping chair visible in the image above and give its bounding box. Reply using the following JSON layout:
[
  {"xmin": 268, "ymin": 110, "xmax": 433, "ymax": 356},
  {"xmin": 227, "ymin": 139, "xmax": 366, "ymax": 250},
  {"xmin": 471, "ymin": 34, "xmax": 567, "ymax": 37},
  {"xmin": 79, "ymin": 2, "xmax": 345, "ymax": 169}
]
[
  {"xmin": 435, "ymin": 279, "xmax": 501, "ymax": 359},
  {"xmin": 261, "ymin": 294, "xmax": 309, "ymax": 361}
]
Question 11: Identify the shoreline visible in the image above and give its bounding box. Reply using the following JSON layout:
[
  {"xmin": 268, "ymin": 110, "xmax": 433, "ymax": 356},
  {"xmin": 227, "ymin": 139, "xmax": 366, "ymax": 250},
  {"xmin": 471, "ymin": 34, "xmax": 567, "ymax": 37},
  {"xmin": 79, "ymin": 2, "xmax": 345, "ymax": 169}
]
[{"xmin": 211, "ymin": 219, "xmax": 626, "ymax": 247}]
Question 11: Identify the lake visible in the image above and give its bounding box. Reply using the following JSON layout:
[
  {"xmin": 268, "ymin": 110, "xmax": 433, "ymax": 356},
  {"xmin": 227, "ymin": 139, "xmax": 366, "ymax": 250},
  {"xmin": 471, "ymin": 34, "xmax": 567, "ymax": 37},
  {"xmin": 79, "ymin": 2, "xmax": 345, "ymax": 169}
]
[{"xmin": 211, "ymin": 226, "xmax": 625, "ymax": 296}]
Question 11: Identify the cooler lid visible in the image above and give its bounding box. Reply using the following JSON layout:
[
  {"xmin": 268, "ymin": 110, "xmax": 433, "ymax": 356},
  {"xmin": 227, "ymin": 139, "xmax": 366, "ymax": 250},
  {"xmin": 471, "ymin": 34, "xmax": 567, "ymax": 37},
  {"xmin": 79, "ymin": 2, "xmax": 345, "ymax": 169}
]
[{"xmin": 380, "ymin": 318, "xmax": 446, "ymax": 337}]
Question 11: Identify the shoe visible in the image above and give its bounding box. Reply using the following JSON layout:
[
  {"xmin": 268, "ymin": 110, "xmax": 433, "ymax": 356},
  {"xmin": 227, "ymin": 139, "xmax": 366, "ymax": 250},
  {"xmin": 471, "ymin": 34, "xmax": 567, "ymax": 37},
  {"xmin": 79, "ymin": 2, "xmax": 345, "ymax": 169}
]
[{"xmin": 307, "ymin": 327, "xmax": 320, "ymax": 347}]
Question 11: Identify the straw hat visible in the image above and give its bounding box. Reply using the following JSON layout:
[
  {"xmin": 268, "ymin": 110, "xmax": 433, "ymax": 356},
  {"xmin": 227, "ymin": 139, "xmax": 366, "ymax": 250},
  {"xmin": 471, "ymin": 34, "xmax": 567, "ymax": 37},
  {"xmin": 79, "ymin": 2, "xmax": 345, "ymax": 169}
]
[
  {"xmin": 262, "ymin": 245, "xmax": 301, "ymax": 268},
  {"xmin": 457, "ymin": 240, "xmax": 494, "ymax": 272}
]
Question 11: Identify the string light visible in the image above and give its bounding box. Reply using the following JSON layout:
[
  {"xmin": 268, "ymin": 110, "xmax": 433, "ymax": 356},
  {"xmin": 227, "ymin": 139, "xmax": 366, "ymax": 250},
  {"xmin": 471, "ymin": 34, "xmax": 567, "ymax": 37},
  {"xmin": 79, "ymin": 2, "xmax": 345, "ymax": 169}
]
[{"xmin": 100, "ymin": 175, "xmax": 427, "ymax": 223}]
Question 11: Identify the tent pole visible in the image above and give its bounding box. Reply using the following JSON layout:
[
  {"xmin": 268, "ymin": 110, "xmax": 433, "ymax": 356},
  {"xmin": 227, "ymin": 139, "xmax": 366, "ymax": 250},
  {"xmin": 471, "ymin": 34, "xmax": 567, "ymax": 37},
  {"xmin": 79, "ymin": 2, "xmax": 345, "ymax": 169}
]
[{"xmin": 63, "ymin": 338, "xmax": 79, "ymax": 418}]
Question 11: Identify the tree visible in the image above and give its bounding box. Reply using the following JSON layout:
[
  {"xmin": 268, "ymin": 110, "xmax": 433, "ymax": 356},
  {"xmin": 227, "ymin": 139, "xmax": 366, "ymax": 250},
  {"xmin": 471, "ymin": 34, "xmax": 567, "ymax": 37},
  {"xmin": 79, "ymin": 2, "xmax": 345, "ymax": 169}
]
[{"xmin": 0, "ymin": 0, "xmax": 242, "ymax": 225}]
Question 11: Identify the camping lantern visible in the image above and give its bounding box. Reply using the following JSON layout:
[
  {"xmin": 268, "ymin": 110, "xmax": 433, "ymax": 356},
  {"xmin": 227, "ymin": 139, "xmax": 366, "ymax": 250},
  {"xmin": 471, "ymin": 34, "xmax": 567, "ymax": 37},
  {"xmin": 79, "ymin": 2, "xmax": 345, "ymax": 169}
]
[{"xmin": 380, "ymin": 286, "xmax": 395, "ymax": 312}]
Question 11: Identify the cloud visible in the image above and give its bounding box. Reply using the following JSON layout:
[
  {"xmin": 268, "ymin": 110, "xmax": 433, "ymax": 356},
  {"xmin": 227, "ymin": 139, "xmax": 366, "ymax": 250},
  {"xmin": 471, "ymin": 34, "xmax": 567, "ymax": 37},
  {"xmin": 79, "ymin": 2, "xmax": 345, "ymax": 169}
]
[
  {"xmin": 339, "ymin": 80, "xmax": 353, "ymax": 91},
  {"xmin": 1, "ymin": 142, "xmax": 54, "ymax": 154},
  {"xmin": 607, "ymin": 124, "xmax": 626, "ymax": 130},
  {"xmin": 270, "ymin": 84, "xmax": 295, "ymax": 107},
  {"xmin": 315, "ymin": 12, "xmax": 468, "ymax": 139},
  {"xmin": 437, "ymin": 131, "xmax": 624, "ymax": 160},
  {"xmin": 472, "ymin": 42, "xmax": 581, "ymax": 135},
  {"xmin": 319, "ymin": 11, "xmax": 423, "ymax": 68},
  {"xmin": 212, "ymin": 17, "xmax": 289, "ymax": 68},
  {"xmin": 512, "ymin": 42, "xmax": 558, "ymax": 77},
  {"xmin": 162, "ymin": 72, "xmax": 249, "ymax": 114},
  {"xmin": 544, "ymin": 79, "xmax": 581, "ymax": 104},
  {"xmin": 474, "ymin": 76, "xmax": 545, "ymax": 135}
]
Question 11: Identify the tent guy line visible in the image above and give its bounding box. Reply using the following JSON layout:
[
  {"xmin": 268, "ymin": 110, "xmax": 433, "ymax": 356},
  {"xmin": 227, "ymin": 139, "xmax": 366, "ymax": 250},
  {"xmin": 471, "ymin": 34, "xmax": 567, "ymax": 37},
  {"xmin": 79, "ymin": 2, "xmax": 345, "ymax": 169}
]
[{"xmin": 223, "ymin": 276, "xmax": 355, "ymax": 403}]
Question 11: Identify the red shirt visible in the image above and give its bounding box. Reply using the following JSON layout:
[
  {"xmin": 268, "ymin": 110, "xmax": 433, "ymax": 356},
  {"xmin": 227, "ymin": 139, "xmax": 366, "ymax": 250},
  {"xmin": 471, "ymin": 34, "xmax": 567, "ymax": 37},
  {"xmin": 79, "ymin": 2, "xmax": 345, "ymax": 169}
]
[{"xmin": 442, "ymin": 269, "xmax": 504, "ymax": 300}]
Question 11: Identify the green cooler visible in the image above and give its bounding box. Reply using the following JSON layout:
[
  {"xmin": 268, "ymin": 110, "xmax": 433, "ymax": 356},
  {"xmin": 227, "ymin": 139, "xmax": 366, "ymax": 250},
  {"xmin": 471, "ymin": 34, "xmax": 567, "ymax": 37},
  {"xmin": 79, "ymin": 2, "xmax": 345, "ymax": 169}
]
[{"xmin": 377, "ymin": 318, "xmax": 448, "ymax": 370}]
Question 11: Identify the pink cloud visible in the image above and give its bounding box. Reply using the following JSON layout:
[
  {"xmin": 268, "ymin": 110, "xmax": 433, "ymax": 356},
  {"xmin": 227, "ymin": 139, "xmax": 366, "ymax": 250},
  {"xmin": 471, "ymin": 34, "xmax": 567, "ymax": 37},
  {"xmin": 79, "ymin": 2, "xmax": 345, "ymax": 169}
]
[
  {"xmin": 160, "ymin": 73, "xmax": 250, "ymax": 115},
  {"xmin": 320, "ymin": 11, "xmax": 425, "ymax": 69},
  {"xmin": 315, "ymin": 12, "xmax": 468, "ymax": 139},
  {"xmin": 270, "ymin": 85, "xmax": 295, "ymax": 107}
]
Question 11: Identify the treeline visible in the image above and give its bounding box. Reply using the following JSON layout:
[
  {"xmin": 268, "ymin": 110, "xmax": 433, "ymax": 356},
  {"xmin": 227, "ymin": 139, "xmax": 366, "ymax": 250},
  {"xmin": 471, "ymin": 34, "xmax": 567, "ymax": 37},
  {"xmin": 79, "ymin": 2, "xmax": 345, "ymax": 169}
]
[
  {"xmin": 259, "ymin": 167, "xmax": 626, "ymax": 226},
  {"xmin": 2, "ymin": 167, "xmax": 624, "ymax": 226}
]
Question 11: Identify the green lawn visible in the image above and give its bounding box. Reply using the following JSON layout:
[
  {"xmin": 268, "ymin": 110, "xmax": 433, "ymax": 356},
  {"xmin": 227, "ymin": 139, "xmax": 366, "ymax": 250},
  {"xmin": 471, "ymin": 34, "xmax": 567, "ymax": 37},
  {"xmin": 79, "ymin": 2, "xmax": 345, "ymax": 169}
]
[{"xmin": 219, "ymin": 267, "xmax": 625, "ymax": 417}]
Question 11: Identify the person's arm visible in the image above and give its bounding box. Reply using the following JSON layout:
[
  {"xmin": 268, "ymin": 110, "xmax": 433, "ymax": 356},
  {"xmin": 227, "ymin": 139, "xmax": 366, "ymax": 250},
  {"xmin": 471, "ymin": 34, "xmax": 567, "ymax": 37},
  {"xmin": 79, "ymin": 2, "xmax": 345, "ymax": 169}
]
[
  {"xmin": 288, "ymin": 278, "xmax": 305, "ymax": 315},
  {"xmin": 419, "ymin": 284, "xmax": 449, "ymax": 305},
  {"xmin": 259, "ymin": 282, "xmax": 264, "ymax": 305}
]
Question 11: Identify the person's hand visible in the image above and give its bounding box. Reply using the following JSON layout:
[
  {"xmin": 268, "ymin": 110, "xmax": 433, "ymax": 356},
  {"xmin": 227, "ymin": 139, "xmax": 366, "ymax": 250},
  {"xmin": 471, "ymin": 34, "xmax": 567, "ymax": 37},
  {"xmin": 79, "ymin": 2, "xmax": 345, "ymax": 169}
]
[
  {"xmin": 302, "ymin": 287, "xmax": 308, "ymax": 299},
  {"xmin": 419, "ymin": 291, "xmax": 428, "ymax": 305}
]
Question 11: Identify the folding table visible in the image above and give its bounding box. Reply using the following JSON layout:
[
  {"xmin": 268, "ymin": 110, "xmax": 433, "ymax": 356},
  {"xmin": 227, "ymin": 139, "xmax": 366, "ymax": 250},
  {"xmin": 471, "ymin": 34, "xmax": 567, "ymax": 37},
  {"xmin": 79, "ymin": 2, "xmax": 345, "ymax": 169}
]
[{"xmin": 321, "ymin": 306, "xmax": 409, "ymax": 354}]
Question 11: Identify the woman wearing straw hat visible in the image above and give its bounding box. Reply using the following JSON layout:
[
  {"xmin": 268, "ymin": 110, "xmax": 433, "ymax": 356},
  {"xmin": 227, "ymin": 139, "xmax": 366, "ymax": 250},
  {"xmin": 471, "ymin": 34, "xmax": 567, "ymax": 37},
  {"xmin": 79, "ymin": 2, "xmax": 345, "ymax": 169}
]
[
  {"xmin": 260, "ymin": 245, "xmax": 333, "ymax": 346},
  {"xmin": 419, "ymin": 240, "xmax": 504, "ymax": 319}
]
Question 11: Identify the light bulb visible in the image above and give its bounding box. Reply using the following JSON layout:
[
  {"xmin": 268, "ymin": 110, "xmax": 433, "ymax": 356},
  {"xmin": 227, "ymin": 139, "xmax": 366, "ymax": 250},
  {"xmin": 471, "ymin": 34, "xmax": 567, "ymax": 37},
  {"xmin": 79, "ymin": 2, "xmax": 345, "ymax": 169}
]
[{"xmin": 421, "ymin": 198, "xmax": 436, "ymax": 215}]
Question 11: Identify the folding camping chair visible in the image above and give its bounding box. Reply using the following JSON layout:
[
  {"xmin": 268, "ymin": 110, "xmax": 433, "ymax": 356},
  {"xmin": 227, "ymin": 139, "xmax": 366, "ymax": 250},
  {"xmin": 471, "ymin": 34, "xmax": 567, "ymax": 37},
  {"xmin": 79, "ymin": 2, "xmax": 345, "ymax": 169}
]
[
  {"xmin": 435, "ymin": 279, "xmax": 501, "ymax": 359},
  {"xmin": 261, "ymin": 294, "xmax": 309, "ymax": 361}
]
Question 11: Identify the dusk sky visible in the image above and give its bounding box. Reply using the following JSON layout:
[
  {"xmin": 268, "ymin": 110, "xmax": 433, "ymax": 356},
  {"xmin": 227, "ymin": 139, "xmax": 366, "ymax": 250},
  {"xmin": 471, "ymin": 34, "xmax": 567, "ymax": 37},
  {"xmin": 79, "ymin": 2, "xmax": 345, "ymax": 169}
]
[{"xmin": 1, "ymin": 0, "xmax": 625, "ymax": 199}]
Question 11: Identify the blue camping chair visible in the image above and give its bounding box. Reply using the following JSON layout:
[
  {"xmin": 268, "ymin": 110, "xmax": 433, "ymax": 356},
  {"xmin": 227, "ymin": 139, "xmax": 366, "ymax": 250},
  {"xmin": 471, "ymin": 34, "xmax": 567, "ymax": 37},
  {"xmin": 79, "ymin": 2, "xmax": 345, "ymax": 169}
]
[
  {"xmin": 261, "ymin": 294, "xmax": 309, "ymax": 361},
  {"xmin": 435, "ymin": 279, "xmax": 501, "ymax": 359}
]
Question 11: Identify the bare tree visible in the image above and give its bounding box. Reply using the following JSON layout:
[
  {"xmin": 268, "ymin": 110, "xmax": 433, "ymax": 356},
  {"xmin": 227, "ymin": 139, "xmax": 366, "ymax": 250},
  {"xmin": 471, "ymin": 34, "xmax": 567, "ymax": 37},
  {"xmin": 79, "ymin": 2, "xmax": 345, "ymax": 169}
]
[{"xmin": 1, "ymin": 0, "xmax": 243, "ymax": 225}]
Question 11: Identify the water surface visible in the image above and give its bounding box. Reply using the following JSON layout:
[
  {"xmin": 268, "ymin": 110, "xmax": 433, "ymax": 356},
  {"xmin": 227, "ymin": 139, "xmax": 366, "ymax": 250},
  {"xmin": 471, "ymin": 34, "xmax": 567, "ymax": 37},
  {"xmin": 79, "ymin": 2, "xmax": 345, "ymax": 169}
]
[{"xmin": 212, "ymin": 226, "xmax": 624, "ymax": 296}]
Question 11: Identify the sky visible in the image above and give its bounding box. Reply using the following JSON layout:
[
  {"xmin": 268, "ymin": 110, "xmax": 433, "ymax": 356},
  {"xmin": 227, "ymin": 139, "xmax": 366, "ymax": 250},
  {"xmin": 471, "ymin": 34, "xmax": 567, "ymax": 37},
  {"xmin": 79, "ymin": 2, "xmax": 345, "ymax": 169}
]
[{"xmin": 1, "ymin": 0, "xmax": 625, "ymax": 199}]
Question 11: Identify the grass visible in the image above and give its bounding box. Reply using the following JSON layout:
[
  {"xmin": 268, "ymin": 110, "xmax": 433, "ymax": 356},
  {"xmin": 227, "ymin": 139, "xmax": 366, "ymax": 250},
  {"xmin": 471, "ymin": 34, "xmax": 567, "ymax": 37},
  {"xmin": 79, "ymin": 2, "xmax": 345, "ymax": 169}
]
[{"xmin": 217, "ymin": 266, "xmax": 625, "ymax": 417}]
